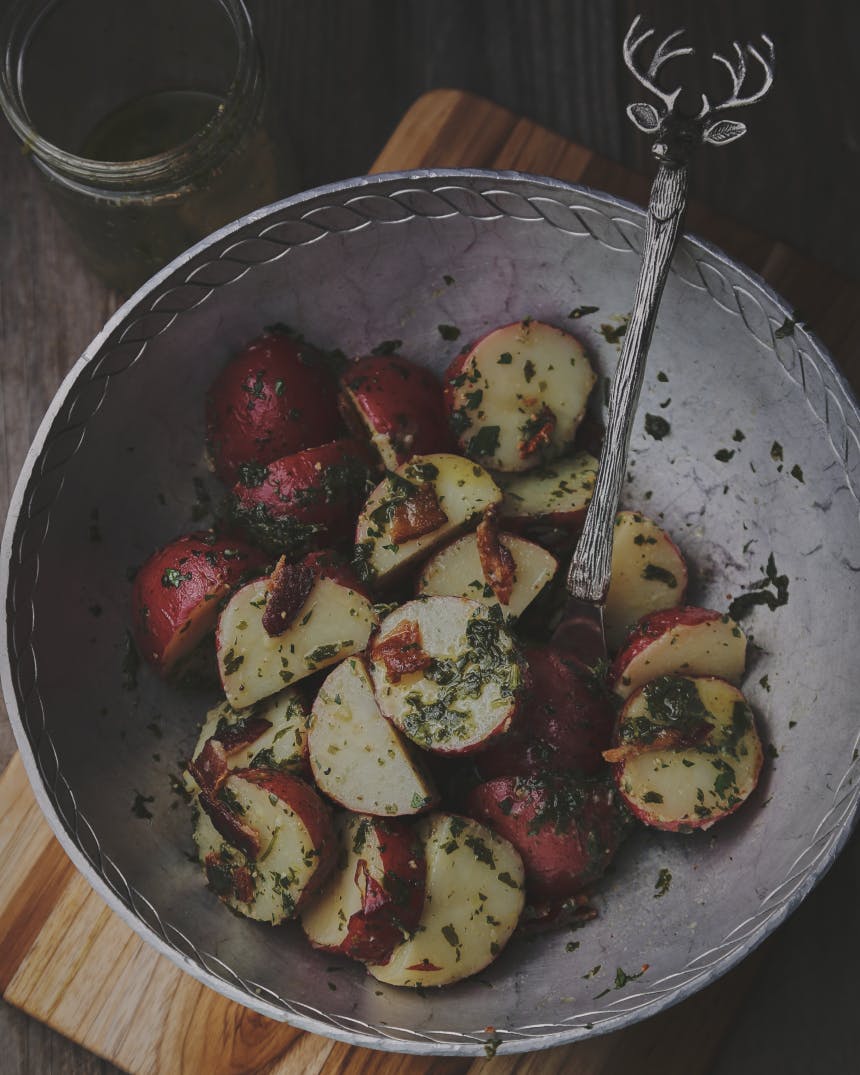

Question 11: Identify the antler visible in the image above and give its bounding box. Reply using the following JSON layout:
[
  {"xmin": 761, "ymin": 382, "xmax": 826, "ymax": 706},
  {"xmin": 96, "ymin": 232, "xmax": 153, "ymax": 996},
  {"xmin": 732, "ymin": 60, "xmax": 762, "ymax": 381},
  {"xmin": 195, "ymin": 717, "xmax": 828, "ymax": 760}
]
[
  {"xmin": 623, "ymin": 14, "xmax": 693, "ymax": 114},
  {"xmin": 698, "ymin": 35, "xmax": 775, "ymax": 117}
]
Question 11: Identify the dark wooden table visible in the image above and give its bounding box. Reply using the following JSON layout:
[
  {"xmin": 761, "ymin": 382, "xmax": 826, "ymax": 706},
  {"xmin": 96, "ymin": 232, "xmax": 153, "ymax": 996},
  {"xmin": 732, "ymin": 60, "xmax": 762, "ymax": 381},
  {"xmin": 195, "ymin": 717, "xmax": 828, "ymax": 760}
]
[{"xmin": 1, "ymin": 1, "xmax": 858, "ymax": 1071}]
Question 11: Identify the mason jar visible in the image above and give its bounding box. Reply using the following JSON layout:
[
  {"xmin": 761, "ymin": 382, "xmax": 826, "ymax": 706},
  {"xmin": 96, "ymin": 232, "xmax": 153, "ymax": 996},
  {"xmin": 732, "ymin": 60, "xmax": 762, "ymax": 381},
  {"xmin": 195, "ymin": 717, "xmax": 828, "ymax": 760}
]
[{"xmin": 0, "ymin": 0, "xmax": 296, "ymax": 292}]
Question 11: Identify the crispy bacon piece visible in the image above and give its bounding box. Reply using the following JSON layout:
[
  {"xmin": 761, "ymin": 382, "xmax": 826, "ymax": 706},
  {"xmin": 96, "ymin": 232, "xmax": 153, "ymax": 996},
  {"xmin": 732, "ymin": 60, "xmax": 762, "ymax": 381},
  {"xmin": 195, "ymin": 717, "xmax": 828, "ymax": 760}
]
[
  {"xmin": 602, "ymin": 722, "xmax": 713, "ymax": 764},
  {"xmin": 232, "ymin": 866, "xmax": 255, "ymax": 903},
  {"xmin": 198, "ymin": 789, "xmax": 261, "ymax": 859},
  {"xmin": 389, "ymin": 483, "xmax": 448, "ymax": 543},
  {"xmin": 476, "ymin": 505, "xmax": 516, "ymax": 605},
  {"xmin": 370, "ymin": 620, "xmax": 432, "ymax": 683},
  {"xmin": 518, "ymin": 403, "xmax": 556, "ymax": 459},
  {"xmin": 262, "ymin": 555, "xmax": 315, "ymax": 636}
]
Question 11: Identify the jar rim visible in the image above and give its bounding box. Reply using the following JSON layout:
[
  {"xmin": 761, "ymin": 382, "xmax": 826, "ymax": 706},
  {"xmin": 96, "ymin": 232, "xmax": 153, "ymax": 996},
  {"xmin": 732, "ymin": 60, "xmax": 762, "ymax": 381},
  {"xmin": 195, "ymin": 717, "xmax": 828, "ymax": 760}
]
[{"xmin": 0, "ymin": 0, "xmax": 260, "ymax": 186}]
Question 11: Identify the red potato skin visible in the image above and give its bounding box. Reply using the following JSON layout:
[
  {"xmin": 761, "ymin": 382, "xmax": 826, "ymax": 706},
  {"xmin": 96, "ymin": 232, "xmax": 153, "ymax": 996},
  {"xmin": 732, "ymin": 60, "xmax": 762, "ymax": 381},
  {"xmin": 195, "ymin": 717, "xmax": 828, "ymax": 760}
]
[
  {"xmin": 339, "ymin": 355, "xmax": 455, "ymax": 464},
  {"xmin": 608, "ymin": 606, "xmax": 726, "ymax": 690},
  {"xmin": 235, "ymin": 768, "xmax": 337, "ymax": 908},
  {"xmin": 475, "ymin": 647, "xmax": 615, "ymax": 779},
  {"xmin": 464, "ymin": 774, "xmax": 630, "ymax": 903},
  {"xmin": 231, "ymin": 438, "xmax": 377, "ymax": 551},
  {"xmin": 131, "ymin": 533, "xmax": 267, "ymax": 674},
  {"xmin": 206, "ymin": 331, "xmax": 343, "ymax": 485}
]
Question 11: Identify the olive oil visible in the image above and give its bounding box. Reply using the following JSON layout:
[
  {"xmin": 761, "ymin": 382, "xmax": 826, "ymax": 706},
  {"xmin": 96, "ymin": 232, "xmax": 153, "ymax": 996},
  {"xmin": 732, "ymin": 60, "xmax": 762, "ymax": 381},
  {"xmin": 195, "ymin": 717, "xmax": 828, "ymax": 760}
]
[{"xmin": 80, "ymin": 90, "xmax": 224, "ymax": 162}]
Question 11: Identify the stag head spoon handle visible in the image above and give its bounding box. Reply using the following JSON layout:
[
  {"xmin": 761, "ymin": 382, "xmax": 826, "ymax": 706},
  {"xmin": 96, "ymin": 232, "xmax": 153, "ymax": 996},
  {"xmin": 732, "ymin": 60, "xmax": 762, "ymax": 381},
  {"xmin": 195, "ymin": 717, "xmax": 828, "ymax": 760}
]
[{"xmin": 565, "ymin": 16, "xmax": 775, "ymax": 606}]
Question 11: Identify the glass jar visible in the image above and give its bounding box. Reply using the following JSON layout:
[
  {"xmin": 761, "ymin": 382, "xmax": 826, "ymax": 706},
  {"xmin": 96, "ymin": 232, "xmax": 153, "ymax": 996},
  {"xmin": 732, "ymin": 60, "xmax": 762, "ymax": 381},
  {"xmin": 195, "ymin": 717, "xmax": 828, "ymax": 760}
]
[{"xmin": 0, "ymin": 0, "xmax": 296, "ymax": 292}]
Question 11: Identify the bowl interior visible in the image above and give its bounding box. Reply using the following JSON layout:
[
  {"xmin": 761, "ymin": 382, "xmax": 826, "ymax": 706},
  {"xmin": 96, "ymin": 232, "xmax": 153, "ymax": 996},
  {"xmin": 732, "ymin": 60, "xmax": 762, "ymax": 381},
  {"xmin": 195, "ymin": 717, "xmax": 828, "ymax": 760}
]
[{"xmin": 4, "ymin": 172, "xmax": 860, "ymax": 1053}]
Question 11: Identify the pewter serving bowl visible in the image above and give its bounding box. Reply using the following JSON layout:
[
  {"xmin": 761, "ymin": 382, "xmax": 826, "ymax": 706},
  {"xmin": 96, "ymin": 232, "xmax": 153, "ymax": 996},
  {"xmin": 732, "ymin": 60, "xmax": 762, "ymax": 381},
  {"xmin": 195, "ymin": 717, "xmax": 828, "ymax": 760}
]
[{"xmin": 2, "ymin": 171, "xmax": 859, "ymax": 1055}]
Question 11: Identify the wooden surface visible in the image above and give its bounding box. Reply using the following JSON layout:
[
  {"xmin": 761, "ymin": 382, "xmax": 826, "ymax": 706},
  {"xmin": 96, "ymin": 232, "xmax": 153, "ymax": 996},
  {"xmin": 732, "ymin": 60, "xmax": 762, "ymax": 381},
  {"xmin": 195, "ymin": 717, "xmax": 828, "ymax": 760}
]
[{"xmin": 1, "ymin": 84, "xmax": 859, "ymax": 1074}]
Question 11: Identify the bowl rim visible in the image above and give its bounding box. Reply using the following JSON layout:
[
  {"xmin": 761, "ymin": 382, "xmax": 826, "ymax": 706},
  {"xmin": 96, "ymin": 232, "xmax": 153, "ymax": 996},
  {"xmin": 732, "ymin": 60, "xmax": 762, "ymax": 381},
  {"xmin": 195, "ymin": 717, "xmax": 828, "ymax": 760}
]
[{"xmin": 2, "ymin": 167, "xmax": 859, "ymax": 1056}]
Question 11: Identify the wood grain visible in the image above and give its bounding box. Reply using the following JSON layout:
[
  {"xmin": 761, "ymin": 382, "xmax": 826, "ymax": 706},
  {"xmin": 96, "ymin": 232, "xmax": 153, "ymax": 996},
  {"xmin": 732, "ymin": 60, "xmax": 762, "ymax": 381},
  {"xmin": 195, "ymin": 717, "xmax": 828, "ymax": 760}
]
[{"xmin": 1, "ymin": 71, "xmax": 859, "ymax": 1075}]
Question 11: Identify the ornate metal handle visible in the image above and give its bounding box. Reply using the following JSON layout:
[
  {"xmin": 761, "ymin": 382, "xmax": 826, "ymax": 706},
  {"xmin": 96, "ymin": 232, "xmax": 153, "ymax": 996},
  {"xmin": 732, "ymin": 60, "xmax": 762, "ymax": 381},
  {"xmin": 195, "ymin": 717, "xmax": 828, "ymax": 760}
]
[{"xmin": 566, "ymin": 16, "xmax": 775, "ymax": 603}]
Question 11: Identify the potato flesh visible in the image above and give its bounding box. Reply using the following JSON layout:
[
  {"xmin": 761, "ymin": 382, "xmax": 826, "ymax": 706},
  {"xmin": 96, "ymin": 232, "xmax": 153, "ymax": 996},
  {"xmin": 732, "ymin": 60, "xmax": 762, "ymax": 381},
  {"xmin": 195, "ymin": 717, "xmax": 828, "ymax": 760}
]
[
  {"xmin": 355, "ymin": 454, "xmax": 502, "ymax": 582},
  {"xmin": 310, "ymin": 657, "xmax": 437, "ymax": 815},
  {"xmin": 218, "ymin": 577, "xmax": 377, "ymax": 708},
  {"xmin": 499, "ymin": 451, "xmax": 598, "ymax": 522},
  {"xmin": 300, "ymin": 813, "xmax": 380, "ymax": 950},
  {"xmin": 368, "ymin": 813, "xmax": 525, "ymax": 987},
  {"xmin": 417, "ymin": 531, "xmax": 557, "ymax": 618},
  {"xmin": 184, "ymin": 689, "xmax": 308, "ymax": 794},
  {"xmin": 618, "ymin": 677, "xmax": 763, "ymax": 829},
  {"xmin": 614, "ymin": 616, "xmax": 747, "ymax": 700},
  {"xmin": 193, "ymin": 775, "xmax": 322, "ymax": 924},
  {"xmin": 604, "ymin": 512, "xmax": 686, "ymax": 651},
  {"xmin": 370, "ymin": 598, "xmax": 522, "ymax": 753},
  {"xmin": 450, "ymin": 321, "xmax": 596, "ymax": 472}
]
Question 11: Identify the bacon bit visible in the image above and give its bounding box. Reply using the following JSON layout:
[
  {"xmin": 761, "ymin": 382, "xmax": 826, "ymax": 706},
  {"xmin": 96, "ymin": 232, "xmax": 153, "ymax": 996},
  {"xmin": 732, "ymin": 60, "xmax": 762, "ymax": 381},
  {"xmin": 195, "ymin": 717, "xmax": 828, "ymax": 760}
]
[
  {"xmin": 354, "ymin": 859, "xmax": 391, "ymax": 915},
  {"xmin": 518, "ymin": 403, "xmax": 556, "ymax": 459},
  {"xmin": 602, "ymin": 723, "xmax": 712, "ymax": 764},
  {"xmin": 389, "ymin": 483, "xmax": 447, "ymax": 543},
  {"xmin": 187, "ymin": 739, "xmax": 228, "ymax": 791},
  {"xmin": 371, "ymin": 620, "xmax": 432, "ymax": 683},
  {"xmin": 476, "ymin": 505, "xmax": 516, "ymax": 605},
  {"xmin": 198, "ymin": 790, "xmax": 261, "ymax": 859},
  {"xmin": 262, "ymin": 555, "xmax": 315, "ymax": 636},
  {"xmin": 407, "ymin": 959, "xmax": 442, "ymax": 971},
  {"xmin": 215, "ymin": 716, "xmax": 273, "ymax": 754},
  {"xmin": 232, "ymin": 867, "xmax": 255, "ymax": 903}
]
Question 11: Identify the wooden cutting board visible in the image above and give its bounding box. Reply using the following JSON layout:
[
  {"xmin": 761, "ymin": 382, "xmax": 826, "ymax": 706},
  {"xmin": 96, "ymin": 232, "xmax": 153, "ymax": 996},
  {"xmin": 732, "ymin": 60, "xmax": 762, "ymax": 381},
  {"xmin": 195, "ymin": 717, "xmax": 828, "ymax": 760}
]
[{"xmin": 1, "ymin": 89, "xmax": 858, "ymax": 1075}]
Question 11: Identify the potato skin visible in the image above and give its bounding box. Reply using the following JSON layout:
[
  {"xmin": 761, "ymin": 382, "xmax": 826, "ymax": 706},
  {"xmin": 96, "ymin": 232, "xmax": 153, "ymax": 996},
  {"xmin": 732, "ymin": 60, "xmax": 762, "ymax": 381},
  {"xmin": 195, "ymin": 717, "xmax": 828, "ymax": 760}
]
[
  {"xmin": 206, "ymin": 331, "xmax": 343, "ymax": 485},
  {"xmin": 230, "ymin": 438, "xmax": 376, "ymax": 555},
  {"xmin": 339, "ymin": 354, "xmax": 454, "ymax": 466},
  {"xmin": 131, "ymin": 532, "xmax": 266, "ymax": 674},
  {"xmin": 464, "ymin": 773, "xmax": 631, "ymax": 903},
  {"xmin": 474, "ymin": 647, "xmax": 615, "ymax": 779}
]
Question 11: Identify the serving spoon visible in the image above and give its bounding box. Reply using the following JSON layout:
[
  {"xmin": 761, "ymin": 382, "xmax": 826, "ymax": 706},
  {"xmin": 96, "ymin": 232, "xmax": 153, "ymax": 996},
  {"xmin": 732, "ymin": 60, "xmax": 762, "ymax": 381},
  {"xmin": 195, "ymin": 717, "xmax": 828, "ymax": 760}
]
[{"xmin": 553, "ymin": 15, "xmax": 775, "ymax": 666}]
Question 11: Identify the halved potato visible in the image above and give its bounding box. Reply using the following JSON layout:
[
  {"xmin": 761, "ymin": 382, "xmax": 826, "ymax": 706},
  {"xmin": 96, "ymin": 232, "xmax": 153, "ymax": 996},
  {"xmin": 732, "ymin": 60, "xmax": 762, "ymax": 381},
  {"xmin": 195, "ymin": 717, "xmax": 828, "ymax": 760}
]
[
  {"xmin": 309, "ymin": 656, "xmax": 438, "ymax": 815},
  {"xmin": 301, "ymin": 813, "xmax": 426, "ymax": 963},
  {"xmin": 604, "ymin": 511, "xmax": 687, "ymax": 652},
  {"xmin": 610, "ymin": 675, "xmax": 763, "ymax": 831},
  {"xmin": 417, "ymin": 530, "xmax": 557, "ymax": 618},
  {"xmin": 183, "ymin": 689, "xmax": 309, "ymax": 795},
  {"xmin": 499, "ymin": 451, "xmax": 598, "ymax": 531},
  {"xmin": 367, "ymin": 812, "xmax": 525, "ymax": 987},
  {"xmin": 444, "ymin": 319, "xmax": 597, "ymax": 472},
  {"xmin": 368, "ymin": 597, "xmax": 526, "ymax": 755},
  {"xmin": 193, "ymin": 768, "xmax": 335, "ymax": 923},
  {"xmin": 610, "ymin": 606, "xmax": 747, "ymax": 699},
  {"xmin": 216, "ymin": 574, "xmax": 377, "ymax": 708},
  {"xmin": 354, "ymin": 454, "xmax": 502, "ymax": 586}
]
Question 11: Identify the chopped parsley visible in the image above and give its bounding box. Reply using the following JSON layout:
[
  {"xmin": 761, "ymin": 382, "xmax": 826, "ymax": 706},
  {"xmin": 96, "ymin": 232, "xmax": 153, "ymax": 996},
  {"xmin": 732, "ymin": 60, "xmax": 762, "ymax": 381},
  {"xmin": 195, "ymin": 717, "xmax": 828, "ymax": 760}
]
[
  {"xmin": 438, "ymin": 324, "xmax": 461, "ymax": 341},
  {"xmin": 654, "ymin": 868, "xmax": 672, "ymax": 898},
  {"xmin": 728, "ymin": 552, "xmax": 789, "ymax": 621},
  {"xmin": 644, "ymin": 413, "xmax": 670, "ymax": 440},
  {"xmin": 467, "ymin": 425, "xmax": 500, "ymax": 458}
]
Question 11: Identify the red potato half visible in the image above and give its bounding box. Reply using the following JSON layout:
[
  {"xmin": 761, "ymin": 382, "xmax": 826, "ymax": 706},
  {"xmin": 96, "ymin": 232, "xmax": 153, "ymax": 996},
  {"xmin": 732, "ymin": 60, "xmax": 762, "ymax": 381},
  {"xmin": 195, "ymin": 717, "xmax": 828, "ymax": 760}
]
[
  {"xmin": 193, "ymin": 768, "xmax": 335, "ymax": 923},
  {"xmin": 610, "ymin": 606, "xmax": 747, "ymax": 699},
  {"xmin": 416, "ymin": 530, "xmax": 557, "ymax": 619},
  {"xmin": 474, "ymin": 646, "xmax": 615, "ymax": 780},
  {"xmin": 367, "ymin": 812, "xmax": 525, "ymax": 987},
  {"xmin": 604, "ymin": 511, "xmax": 688, "ymax": 652},
  {"xmin": 301, "ymin": 813, "xmax": 426, "ymax": 963},
  {"xmin": 131, "ymin": 532, "xmax": 267, "ymax": 675},
  {"xmin": 230, "ymin": 438, "xmax": 376, "ymax": 556},
  {"xmin": 183, "ymin": 688, "xmax": 309, "ymax": 795},
  {"xmin": 499, "ymin": 451, "xmax": 598, "ymax": 531},
  {"xmin": 205, "ymin": 330, "xmax": 343, "ymax": 486},
  {"xmin": 354, "ymin": 454, "xmax": 502, "ymax": 586},
  {"xmin": 445, "ymin": 319, "xmax": 597, "ymax": 472},
  {"xmin": 464, "ymin": 773, "xmax": 631, "ymax": 903},
  {"xmin": 610, "ymin": 675, "xmax": 763, "ymax": 831},
  {"xmin": 309, "ymin": 656, "xmax": 438, "ymax": 815},
  {"xmin": 216, "ymin": 571, "xmax": 377, "ymax": 708},
  {"xmin": 368, "ymin": 598, "xmax": 526, "ymax": 755},
  {"xmin": 338, "ymin": 354, "xmax": 454, "ymax": 468}
]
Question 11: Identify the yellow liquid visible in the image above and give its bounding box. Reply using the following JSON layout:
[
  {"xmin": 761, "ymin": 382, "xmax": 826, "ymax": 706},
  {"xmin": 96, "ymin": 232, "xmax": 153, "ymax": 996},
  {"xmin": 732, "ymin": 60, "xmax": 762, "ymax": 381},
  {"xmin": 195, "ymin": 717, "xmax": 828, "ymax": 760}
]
[{"xmin": 80, "ymin": 90, "xmax": 224, "ymax": 162}]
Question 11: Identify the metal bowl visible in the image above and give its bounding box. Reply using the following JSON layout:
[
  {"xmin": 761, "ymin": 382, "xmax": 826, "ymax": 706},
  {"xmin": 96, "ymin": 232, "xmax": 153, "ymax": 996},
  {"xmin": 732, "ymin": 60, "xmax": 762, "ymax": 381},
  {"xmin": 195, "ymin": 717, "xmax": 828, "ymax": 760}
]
[{"xmin": 2, "ymin": 170, "xmax": 859, "ymax": 1056}]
